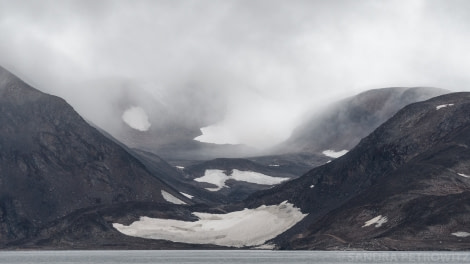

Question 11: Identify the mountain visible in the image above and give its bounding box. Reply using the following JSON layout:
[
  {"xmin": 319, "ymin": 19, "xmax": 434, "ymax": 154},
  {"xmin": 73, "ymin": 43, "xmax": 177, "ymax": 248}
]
[
  {"xmin": 0, "ymin": 66, "xmax": 191, "ymax": 245},
  {"xmin": 274, "ymin": 87, "xmax": 448, "ymax": 155},
  {"xmin": 246, "ymin": 92, "xmax": 470, "ymax": 250}
]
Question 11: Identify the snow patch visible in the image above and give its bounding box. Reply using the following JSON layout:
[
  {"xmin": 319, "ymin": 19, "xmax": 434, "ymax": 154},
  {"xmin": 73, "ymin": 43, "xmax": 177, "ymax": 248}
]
[
  {"xmin": 458, "ymin": 173, "xmax": 470, "ymax": 178},
  {"xmin": 452, "ymin": 231, "xmax": 470, "ymax": 237},
  {"xmin": 322, "ymin": 150, "xmax": 348, "ymax": 158},
  {"xmin": 175, "ymin": 166, "xmax": 184, "ymax": 170},
  {"xmin": 436, "ymin": 104, "xmax": 454, "ymax": 110},
  {"xmin": 122, "ymin": 106, "xmax": 151, "ymax": 131},
  {"xmin": 268, "ymin": 164, "xmax": 280, "ymax": 167},
  {"xmin": 194, "ymin": 169, "xmax": 289, "ymax": 192},
  {"xmin": 161, "ymin": 190, "xmax": 186, "ymax": 205},
  {"xmin": 180, "ymin": 192, "xmax": 193, "ymax": 199},
  {"xmin": 112, "ymin": 201, "xmax": 307, "ymax": 247},
  {"xmin": 362, "ymin": 215, "xmax": 388, "ymax": 228},
  {"xmin": 310, "ymin": 185, "xmax": 315, "ymax": 189}
]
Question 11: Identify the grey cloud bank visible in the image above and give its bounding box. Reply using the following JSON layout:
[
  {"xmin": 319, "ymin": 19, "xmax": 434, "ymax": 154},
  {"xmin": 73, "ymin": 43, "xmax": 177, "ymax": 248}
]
[{"xmin": 0, "ymin": 0, "xmax": 469, "ymax": 148}]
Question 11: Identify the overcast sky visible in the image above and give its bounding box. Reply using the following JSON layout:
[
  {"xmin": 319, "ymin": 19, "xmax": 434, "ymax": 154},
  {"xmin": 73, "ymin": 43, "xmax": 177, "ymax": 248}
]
[{"xmin": 1, "ymin": 0, "xmax": 470, "ymax": 148}]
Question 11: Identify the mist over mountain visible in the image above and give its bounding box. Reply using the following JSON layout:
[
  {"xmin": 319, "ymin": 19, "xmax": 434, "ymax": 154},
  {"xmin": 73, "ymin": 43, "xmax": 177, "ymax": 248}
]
[
  {"xmin": 274, "ymin": 87, "xmax": 449, "ymax": 155},
  {"xmin": 245, "ymin": 92, "xmax": 470, "ymax": 250},
  {"xmin": 2, "ymin": 1, "xmax": 470, "ymax": 151},
  {"xmin": 92, "ymin": 83, "xmax": 255, "ymax": 161}
]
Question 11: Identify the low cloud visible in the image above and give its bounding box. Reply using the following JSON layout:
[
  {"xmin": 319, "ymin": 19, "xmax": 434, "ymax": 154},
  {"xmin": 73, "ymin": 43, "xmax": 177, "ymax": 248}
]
[{"xmin": 1, "ymin": 0, "xmax": 469, "ymax": 148}]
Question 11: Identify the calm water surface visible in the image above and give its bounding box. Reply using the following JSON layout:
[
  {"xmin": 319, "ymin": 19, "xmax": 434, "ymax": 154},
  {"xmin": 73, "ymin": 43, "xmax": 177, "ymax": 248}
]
[{"xmin": 0, "ymin": 250, "xmax": 469, "ymax": 264}]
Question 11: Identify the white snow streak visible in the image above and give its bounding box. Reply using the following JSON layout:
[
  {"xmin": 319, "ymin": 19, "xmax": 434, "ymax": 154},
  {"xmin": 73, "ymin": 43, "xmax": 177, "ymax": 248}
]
[
  {"xmin": 310, "ymin": 185, "xmax": 315, "ymax": 189},
  {"xmin": 161, "ymin": 190, "xmax": 186, "ymax": 205},
  {"xmin": 268, "ymin": 164, "xmax": 280, "ymax": 167},
  {"xmin": 180, "ymin": 192, "xmax": 194, "ymax": 199},
  {"xmin": 458, "ymin": 173, "xmax": 470, "ymax": 178},
  {"xmin": 452, "ymin": 231, "xmax": 470, "ymax": 237},
  {"xmin": 122, "ymin": 106, "xmax": 151, "ymax": 131},
  {"xmin": 175, "ymin": 166, "xmax": 185, "ymax": 170},
  {"xmin": 113, "ymin": 201, "xmax": 307, "ymax": 247},
  {"xmin": 322, "ymin": 150, "xmax": 348, "ymax": 158},
  {"xmin": 436, "ymin": 104, "xmax": 454, "ymax": 110},
  {"xmin": 362, "ymin": 215, "xmax": 388, "ymax": 228},
  {"xmin": 194, "ymin": 169, "xmax": 289, "ymax": 192}
]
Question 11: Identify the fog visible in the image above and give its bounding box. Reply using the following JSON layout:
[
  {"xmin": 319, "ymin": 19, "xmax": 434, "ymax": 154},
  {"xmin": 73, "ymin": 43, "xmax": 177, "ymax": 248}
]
[{"xmin": 1, "ymin": 0, "xmax": 470, "ymax": 149}]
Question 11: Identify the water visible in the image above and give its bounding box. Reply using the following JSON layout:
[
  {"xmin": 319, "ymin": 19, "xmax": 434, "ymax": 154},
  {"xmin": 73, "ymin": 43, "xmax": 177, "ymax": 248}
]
[{"xmin": 0, "ymin": 250, "xmax": 469, "ymax": 264}]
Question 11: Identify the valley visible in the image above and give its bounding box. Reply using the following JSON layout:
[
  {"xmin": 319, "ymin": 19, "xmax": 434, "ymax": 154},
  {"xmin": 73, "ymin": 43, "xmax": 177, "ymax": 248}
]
[{"xmin": 1, "ymin": 65, "xmax": 470, "ymax": 250}]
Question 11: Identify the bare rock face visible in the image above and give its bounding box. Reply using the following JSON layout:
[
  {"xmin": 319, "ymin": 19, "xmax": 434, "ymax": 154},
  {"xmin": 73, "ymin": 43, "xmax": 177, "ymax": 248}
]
[
  {"xmin": 0, "ymin": 66, "xmax": 190, "ymax": 244},
  {"xmin": 247, "ymin": 92, "xmax": 470, "ymax": 250}
]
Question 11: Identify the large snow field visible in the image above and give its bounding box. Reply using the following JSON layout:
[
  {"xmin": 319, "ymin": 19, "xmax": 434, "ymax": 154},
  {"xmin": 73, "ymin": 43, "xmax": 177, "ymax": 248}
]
[
  {"xmin": 113, "ymin": 201, "xmax": 307, "ymax": 247},
  {"xmin": 194, "ymin": 169, "xmax": 289, "ymax": 191}
]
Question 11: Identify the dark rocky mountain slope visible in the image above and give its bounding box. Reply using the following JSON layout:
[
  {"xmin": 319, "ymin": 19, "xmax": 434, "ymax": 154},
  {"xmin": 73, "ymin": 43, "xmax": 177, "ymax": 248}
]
[
  {"xmin": 246, "ymin": 92, "xmax": 470, "ymax": 250},
  {"xmin": 0, "ymin": 66, "xmax": 191, "ymax": 245}
]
